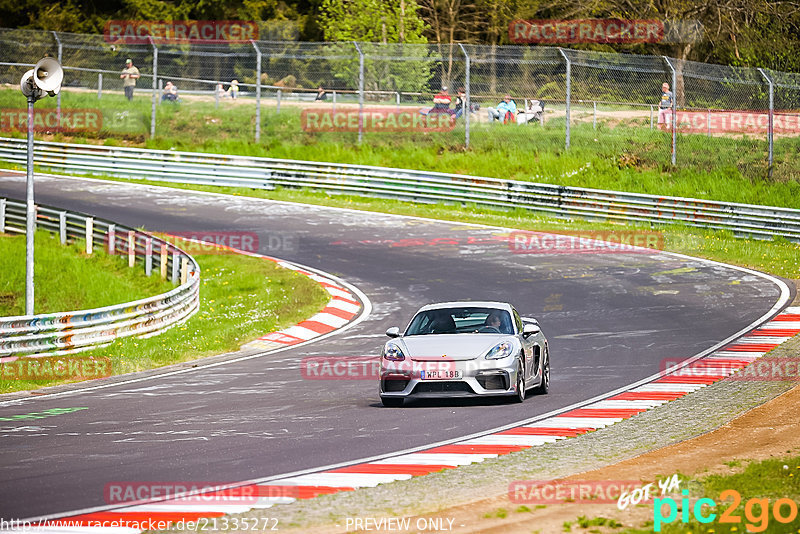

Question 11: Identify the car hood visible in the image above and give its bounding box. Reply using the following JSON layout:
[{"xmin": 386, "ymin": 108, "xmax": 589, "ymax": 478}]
[{"xmin": 399, "ymin": 334, "xmax": 513, "ymax": 361}]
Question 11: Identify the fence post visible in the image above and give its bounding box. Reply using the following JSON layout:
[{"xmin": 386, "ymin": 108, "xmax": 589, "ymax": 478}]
[
  {"xmin": 149, "ymin": 37, "xmax": 158, "ymax": 139},
  {"xmin": 663, "ymin": 56, "xmax": 677, "ymax": 166},
  {"xmin": 85, "ymin": 217, "xmax": 93, "ymax": 255},
  {"xmin": 593, "ymin": 101, "xmax": 597, "ymax": 129},
  {"xmin": 172, "ymin": 251, "xmax": 180, "ymax": 283},
  {"xmin": 128, "ymin": 231, "xmax": 135, "ymax": 267},
  {"xmin": 459, "ymin": 43, "xmax": 471, "ymax": 149},
  {"xmin": 277, "ymin": 89, "xmax": 282, "ymax": 113},
  {"xmin": 558, "ymin": 48, "xmax": 571, "ymax": 150},
  {"xmin": 145, "ymin": 236, "xmax": 152, "ymax": 276},
  {"xmin": 332, "ymin": 90, "xmax": 337, "ymax": 113},
  {"xmin": 59, "ymin": 211, "xmax": 66, "ymax": 244},
  {"xmin": 758, "ymin": 68, "xmax": 774, "ymax": 178},
  {"xmin": 158, "ymin": 79, "xmax": 163, "ymax": 106},
  {"xmin": 52, "ymin": 31, "xmax": 62, "ymax": 124},
  {"xmin": 650, "ymin": 105, "xmax": 654, "ymax": 129},
  {"xmin": 354, "ymin": 42, "xmax": 365, "ymax": 145},
  {"xmin": 98, "ymin": 73, "xmax": 103, "ymax": 99},
  {"xmin": 160, "ymin": 243, "xmax": 168, "ymax": 279},
  {"xmin": 108, "ymin": 224, "xmax": 115, "ymax": 254},
  {"xmin": 0, "ymin": 198, "xmax": 5, "ymax": 233},
  {"xmin": 707, "ymin": 109, "xmax": 711, "ymax": 137},
  {"xmin": 251, "ymin": 40, "xmax": 262, "ymax": 142}
]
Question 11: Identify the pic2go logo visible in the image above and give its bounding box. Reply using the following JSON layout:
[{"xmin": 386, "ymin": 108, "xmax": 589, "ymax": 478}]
[{"xmin": 654, "ymin": 489, "xmax": 800, "ymax": 532}]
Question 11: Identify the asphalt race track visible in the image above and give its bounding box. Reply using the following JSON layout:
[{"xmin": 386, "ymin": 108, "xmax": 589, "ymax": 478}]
[{"xmin": 0, "ymin": 173, "xmax": 793, "ymax": 520}]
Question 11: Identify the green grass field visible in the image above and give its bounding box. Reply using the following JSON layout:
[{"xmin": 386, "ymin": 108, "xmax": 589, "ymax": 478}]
[
  {"xmin": 0, "ymin": 233, "xmax": 329, "ymax": 393},
  {"xmin": 2, "ymin": 87, "xmax": 798, "ymax": 208},
  {"xmin": 0, "ymin": 231, "xmax": 171, "ymax": 316}
]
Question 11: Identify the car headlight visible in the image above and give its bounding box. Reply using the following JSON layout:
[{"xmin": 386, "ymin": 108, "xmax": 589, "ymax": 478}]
[
  {"xmin": 383, "ymin": 342, "xmax": 405, "ymax": 361},
  {"xmin": 485, "ymin": 341, "xmax": 514, "ymax": 360}
]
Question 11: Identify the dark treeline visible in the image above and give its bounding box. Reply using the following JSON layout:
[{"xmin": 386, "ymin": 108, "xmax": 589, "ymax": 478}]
[{"xmin": 2, "ymin": 0, "xmax": 799, "ymax": 71}]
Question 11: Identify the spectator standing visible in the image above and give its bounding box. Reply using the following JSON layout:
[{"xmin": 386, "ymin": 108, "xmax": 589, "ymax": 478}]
[
  {"xmin": 120, "ymin": 59, "xmax": 140, "ymax": 101},
  {"xmin": 315, "ymin": 86, "xmax": 328, "ymax": 101},
  {"xmin": 454, "ymin": 87, "xmax": 466, "ymax": 118},
  {"xmin": 658, "ymin": 82, "xmax": 674, "ymax": 131},
  {"xmin": 487, "ymin": 95, "xmax": 517, "ymax": 122}
]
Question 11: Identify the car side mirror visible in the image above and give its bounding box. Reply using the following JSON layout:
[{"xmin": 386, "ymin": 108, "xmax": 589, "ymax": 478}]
[
  {"xmin": 386, "ymin": 327, "xmax": 401, "ymax": 338},
  {"xmin": 522, "ymin": 323, "xmax": 540, "ymax": 337}
]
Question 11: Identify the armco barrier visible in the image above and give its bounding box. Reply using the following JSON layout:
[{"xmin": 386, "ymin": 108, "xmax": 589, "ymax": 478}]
[
  {"xmin": 0, "ymin": 197, "xmax": 200, "ymax": 358},
  {"xmin": 0, "ymin": 137, "xmax": 799, "ymax": 241}
]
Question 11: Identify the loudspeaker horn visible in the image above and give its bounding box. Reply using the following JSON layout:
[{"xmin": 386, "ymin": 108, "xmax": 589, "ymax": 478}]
[{"xmin": 33, "ymin": 57, "xmax": 63, "ymax": 95}]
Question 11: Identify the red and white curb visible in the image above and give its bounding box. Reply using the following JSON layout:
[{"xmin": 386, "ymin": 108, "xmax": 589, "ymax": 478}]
[{"xmin": 18, "ymin": 306, "xmax": 799, "ymax": 533}]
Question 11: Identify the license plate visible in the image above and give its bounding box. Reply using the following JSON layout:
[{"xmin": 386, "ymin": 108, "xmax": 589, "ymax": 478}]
[{"xmin": 420, "ymin": 370, "xmax": 463, "ymax": 380}]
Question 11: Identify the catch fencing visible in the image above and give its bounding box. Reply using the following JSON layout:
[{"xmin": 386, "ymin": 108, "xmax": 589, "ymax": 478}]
[
  {"xmin": 0, "ymin": 196, "xmax": 201, "ymax": 357},
  {"xmin": 0, "ymin": 28, "xmax": 798, "ymax": 180},
  {"xmin": 0, "ymin": 137, "xmax": 798, "ymax": 242}
]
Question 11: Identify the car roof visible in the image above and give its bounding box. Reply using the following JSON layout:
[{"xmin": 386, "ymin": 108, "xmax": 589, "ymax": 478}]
[{"xmin": 415, "ymin": 301, "xmax": 514, "ymax": 313}]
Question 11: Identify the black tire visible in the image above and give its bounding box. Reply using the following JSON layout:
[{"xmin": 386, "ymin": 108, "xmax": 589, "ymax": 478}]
[
  {"xmin": 532, "ymin": 348, "xmax": 550, "ymax": 395},
  {"xmin": 513, "ymin": 362, "xmax": 526, "ymax": 403},
  {"xmin": 381, "ymin": 397, "xmax": 404, "ymax": 407}
]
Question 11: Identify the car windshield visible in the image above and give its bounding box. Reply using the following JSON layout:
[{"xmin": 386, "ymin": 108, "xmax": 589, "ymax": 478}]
[{"xmin": 405, "ymin": 307, "xmax": 514, "ymax": 335}]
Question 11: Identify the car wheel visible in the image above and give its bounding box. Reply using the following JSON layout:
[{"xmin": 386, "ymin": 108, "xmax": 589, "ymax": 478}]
[
  {"xmin": 381, "ymin": 397, "xmax": 404, "ymax": 407},
  {"xmin": 532, "ymin": 348, "xmax": 550, "ymax": 395},
  {"xmin": 513, "ymin": 362, "xmax": 526, "ymax": 403}
]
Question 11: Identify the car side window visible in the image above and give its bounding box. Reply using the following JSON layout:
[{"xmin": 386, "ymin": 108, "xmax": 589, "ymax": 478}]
[{"xmin": 513, "ymin": 309, "xmax": 523, "ymax": 334}]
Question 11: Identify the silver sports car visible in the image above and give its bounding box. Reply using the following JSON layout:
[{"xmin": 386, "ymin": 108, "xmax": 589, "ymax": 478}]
[{"xmin": 379, "ymin": 301, "xmax": 549, "ymax": 407}]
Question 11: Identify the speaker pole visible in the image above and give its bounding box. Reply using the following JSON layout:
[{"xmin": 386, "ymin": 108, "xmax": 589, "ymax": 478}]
[{"xmin": 25, "ymin": 90, "xmax": 35, "ymax": 315}]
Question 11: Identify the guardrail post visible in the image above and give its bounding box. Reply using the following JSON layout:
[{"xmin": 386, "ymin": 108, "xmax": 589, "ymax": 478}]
[
  {"xmin": 52, "ymin": 31, "xmax": 62, "ymax": 125},
  {"xmin": 181, "ymin": 256, "xmax": 189, "ymax": 284},
  {"xmin": 108, "ymin": 224, "xmax": 115, "ymax": 254},
  {"xmin": 149, "ymin": 37, "xmax": 158, "ymax": 139},
  {"xmin": 128, "ymin": 231, "xmax": 135, "ymax": 267},
  {"xmin": 758, "ymin": 68, "xmax": 774, "ymax": 178},
  {"xmin": 0, "ymin": 198, "xmax": 5, "ymax": 233},
  {"xmin": 98, "ymin": 73, "xmax": 103, "ymax": 99},
  {"xmin": 160, "ymin": 243, "xmax": 168, "ymax": 279},
  {"xmin": 59, "ymin": 211, "xmax": 66, "ymax": 244},
  {"xmin": 354, "ymin": 42, "xmax": 365, "ymax": 145},
  {"xmin": 459, "ymin": 43, "xmax": 471, "ymax": 149},
  {"xmin": 172, "ymin": 251, "xmax": 180, "ymax": 283},
  {"xmin": 145, "ymin": 236, "xmax": 152, "ymax": 276},
  {"xmin": 663, "ymin": 56, "xmax": 677, "ymax": 166},
  {"xmin": 558, "ymin": 48, "xmax": 571, "ymax": 150},
  {"xmin": 85, "ymin": 217, "xmax": 93, "ymax": 255},
  {"xmin": 251, "ymin": 40, "xmax": 262, "ymax": 142}
]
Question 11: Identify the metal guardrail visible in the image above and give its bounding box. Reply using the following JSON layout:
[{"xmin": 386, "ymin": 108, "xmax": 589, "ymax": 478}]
[
  {"xmin": 0, "ymin": 196, "xmax": 200, "ymax": 357},
  {"xmin": 0, "ymin": 137, "xmax": 799, "ymax": 241}
]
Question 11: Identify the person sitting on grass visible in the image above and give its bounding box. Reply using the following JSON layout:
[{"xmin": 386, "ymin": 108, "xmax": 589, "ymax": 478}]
[
  {"xmin": 227, "ymin": 80, "xmax": 239, "ymax": 100},
  {"xmin": 161, "ymin": 81, "xmax": 178, "ymax": 102},
  {"xmin": 430, "ymin": 85, "xmax": 453, "ymax": 115},
  {"xmin": 487, "ymin": 94, "xmax": 517, "ymax": 123}
]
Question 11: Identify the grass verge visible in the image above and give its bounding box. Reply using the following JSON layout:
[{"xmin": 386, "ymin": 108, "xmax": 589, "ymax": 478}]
[
  {"xmin": 0, "ymin": 236, "xmax": 330, "ymax": 394},
  {"xmin": 1, "ymin": 87, "xmax": 798, "ymax": 207},
  {"xmin": 0, "ymin": 230, "xmax": 170, "ymax": 316}
]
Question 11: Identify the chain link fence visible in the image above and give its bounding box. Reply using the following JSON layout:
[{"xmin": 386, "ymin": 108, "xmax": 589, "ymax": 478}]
[{"xmin": 1, "ymin": 27, "xmax": 798, "ymax": 180}]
